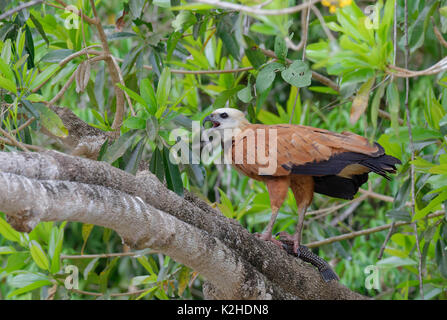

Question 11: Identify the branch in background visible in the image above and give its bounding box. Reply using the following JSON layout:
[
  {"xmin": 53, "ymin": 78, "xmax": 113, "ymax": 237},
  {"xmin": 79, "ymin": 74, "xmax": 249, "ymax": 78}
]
[
  {"xmin": 0, "ymin": 0, "xmax": 44, "ymax": 20},
  {"xmin": 0, "ymin": 126, "xmax": 30, "ymax": 152},
  {"xmin": 386, "ymin": 56, "xmax": 447, "ymax": 78},
  {"xmin": 114, "ymin": 55, "xmax": 254, "ymax": 74},
  {"xmin": 306, "ymin": 211, "xmax": 445, "ymax": 248},
  {"xmin": 284, "ymin": 4, "xmax": 308, "ymax": 51},
  {"xmin": 88, "ymin": 0, "xmax": 125, "ymax": 133},
  {"xmin": 0, "ymin": 136, "xmax": 43, "ymax": 151},
  {"xmin": 195, "ymin": 0, "xmax": 321, "ymax": 16},
  {"xmin": 377, "ymin": 222, "xmax": 395, "ymax": 260},
  {"xmin": 10, "ymin": 117, "xmax": 35, "ymax": 135},
  {"xmin": 48, "ymin": 71, "xmax": 77, "ymax": 105},
  {"xmin": 432, "ymin": 17, "xmax": 447, "ymax": 49},
  {"xmin": 311, "ymin": 5, "xmax": 336, "ymax": 43}
]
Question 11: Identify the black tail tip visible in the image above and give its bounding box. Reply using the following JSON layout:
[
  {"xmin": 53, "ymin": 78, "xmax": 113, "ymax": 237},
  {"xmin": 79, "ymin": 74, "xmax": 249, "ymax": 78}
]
[{"xmin": 320, "ymin": 267, "xmax": 340, "ymax": 282}]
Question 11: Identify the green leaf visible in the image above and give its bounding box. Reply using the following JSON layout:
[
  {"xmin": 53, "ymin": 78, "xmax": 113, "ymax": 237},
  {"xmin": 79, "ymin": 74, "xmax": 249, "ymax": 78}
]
[
  {"xmin": 154, "ymin": 0, "xmax": 171, "ymax": 8},
  {"xmin": 29, "ymin": 240, "xmax": 50, "ymax": 271},
  {"xmin": 167, "ymin": 31, "xmax": 182, "ymax": 62},
  {"xmin": 32, "ymin": 103, "xmax": 68, "ymax": 138},
  {"xmin": 377, "ymin": 256, "xmax": 417, "ymax": 268},
  {"xmin": 172, "ymin": 10, "xmax": 197, "ymax": 32},
  {"xmin": 217, "ymin": 188, "xmax": 234, "ymax": 218},
  {"xmin": 123, "ymin": 117, "xmax": 146, "ymax": 130},
  {"xmin": 140, "ymin": 78, "xmax": 157, "ymax": 115},
  {"xmin": 162, "ymin": 147, "xmax": 184, "ymax": 196},
  {"xmin": 26, "ymin": 93, "xmax": 45, "ymax": 102},
  {"xmin": 49, "ymin": 224, "xmax": 65, "ymax": 274},
  {"xmin": 40, "ymin": 50, "xmax": 75, "ymax": 63},
  {"xmin": 29, "ymin": 13, "xmax": 50, "ymax": 46},
  {"xmin": 371, "ymin": 82, "xmax": 386, "ymax": 130},
  {"xmin": 0, "ymin": 56, "xmax": 14, "ymax": 82},
  {"xmin": 274, "ymin": 36, "xmax": 287, "ymax": 61},
  {"xmin": 82, "ymin": 223, "xmax": 94, "ymax": 243},
  {"xmin": 386, "ymin": 82, "xmax": 400, "ymax": 137},
  {"xmin": 213, "ymin": 85, "xmax": 244, "ymax": 109},
  {"xmin": 30, "ymin": 64, "xmax": 60, "ymax": 91},
  {"xmin": 124, "ymin": 138, "xmax": 145, "ymax": 175},
  {"xmin": 7, "ymin": 280, "xmax": 52, "ymax": 298},
  {"xmin": 237, "ymin": 85, "xmax": 253, "ymax": 103},
  {"xmin": 156, "ymin": 68, "xmax": 171, "ymax": 118},
  {"xmin": 0, "ymin": 217, "xmax": 22, "ymax": 242},
  {"xmin": 217, "ymin": 16, "xmax": 240, "ymax": 61},
  {"xmin": 0, "ymin": 75, "xmax": 17, "ymax": 94},
  {"xmin": 0, "ymin": 246, "xmax": 16, "ymax": 255},
  {"xmin": 256, "ymin": 62, "xmax": 285, "ymax": 93},
  {"xmin": 149, "ymin": 147, "xmax": 165, "ymax": 182},
  {"xmin": 103, "ymin": 130, "xmax": 139, "ymax": 164},
  {"xmin": 441, "ymin": 6, "xmax": 447, "ymax": 18},
  {"xmin": 243, "ymin": 36, "xmax": 266, "ymax": 69},
  {"xmin": 414, "ymin": 189, "xmax": 447, "ymax": 221},
  {"xmin": 116, "ymin": 83, "xmax": 147, "ymax": 109},
  {"xmin": 350, "ymin": 76, "xmax": 375, "ymax": 124},
  {"xmin": 308, "ymin": 86, "xmax": 339, "ymax": 95},
  {"xmin": 177, "ymin": 266, "xmax": 190, "ymax": 296},
  {"xmin": 137, "ymin": 256, "xmax": 156, "ymax": 275},
  {"xmin": 281, "ymin": 60, "xmax": 311, "ymax": 88}
]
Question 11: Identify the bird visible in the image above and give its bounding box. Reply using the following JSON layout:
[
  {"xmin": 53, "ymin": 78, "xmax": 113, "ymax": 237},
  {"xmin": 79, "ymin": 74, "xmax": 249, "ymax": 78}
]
[{"xmin": 203, "ymin": 108, "xmax": 401, "ymax": 262}]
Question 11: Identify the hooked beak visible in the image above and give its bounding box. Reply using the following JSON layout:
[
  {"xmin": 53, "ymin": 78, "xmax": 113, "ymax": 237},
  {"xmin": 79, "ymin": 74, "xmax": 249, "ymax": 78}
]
[
  {"xmin": 203, "ymin": 115, "xmax": 221, "ymax": 128},
  {"xmin": 202, "ymin": 115, "xmax": 212, "ymax": 125}
]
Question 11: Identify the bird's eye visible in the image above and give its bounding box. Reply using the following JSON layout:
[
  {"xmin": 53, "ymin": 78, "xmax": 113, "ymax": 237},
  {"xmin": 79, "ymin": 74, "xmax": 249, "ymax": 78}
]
[{"xmin": 220, "ymin": 112, "xmax": 228, "ymax": 119}]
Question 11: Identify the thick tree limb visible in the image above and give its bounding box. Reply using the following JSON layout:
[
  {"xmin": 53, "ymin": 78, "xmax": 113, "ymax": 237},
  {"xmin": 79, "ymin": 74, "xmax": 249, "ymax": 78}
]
[
  {"xmin": 0, "ymin": 151, "xmax": 365, "ymax": 300},
  {"xmin": 0, "ymin": 171, "xmax": 294, "ymax": 299}
]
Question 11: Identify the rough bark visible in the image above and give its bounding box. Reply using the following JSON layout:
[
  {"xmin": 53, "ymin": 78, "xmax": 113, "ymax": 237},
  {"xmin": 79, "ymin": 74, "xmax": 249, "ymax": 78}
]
[{"xmin": 0, "ymin": 151, "xmax": 366, "ymax": 300}]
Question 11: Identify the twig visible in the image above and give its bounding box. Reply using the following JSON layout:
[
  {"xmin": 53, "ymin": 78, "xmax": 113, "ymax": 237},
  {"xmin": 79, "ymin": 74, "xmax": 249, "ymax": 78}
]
[
  {"xmin": 377, "ymin": 222, "xmax": 395, "ymax": 260},
  {"xmin": 0, "ymin": 136, "xmax": 43, "ymax": 151},
  {"xmin": 386, "ymin": 56, "xmax": 447, "ymax": 77},
  {"xmin": 194, "ymin": 0, "xmax": 321, "ymax": 16},
  {"xmin": 61, "ymin": 251, "xmax": 146, "ymax": 260},
  {"xmin": 59, "ymin": 46, "xmax": 103, "ymax": 67},
  {"xmin": 110, "ymin": 55, "xmax": 136, "ymax": 116},
  {"xmin": 11, "ymin": 117, "xmax": 35, "ymax": 134},
  {"xmin": 255, "ymin": 0, "xmax": 274, "ymax": 9},
  {"xmin": 114, "ymin": 55, "xmax": 254, "ymax": 74},
  {"xmin": 88, "ymin": 0, "xmax": 125, "ymax": 132},
  {"xmin": 49, "ymin": 70, "xmax": 77, "ymax": 104},
  {"xmin": 0, "ymin": 0, "xmax": 43, "ymax": 20},
  {"xmin": 329, "ymin": 194, "xmax": 368, "ymax": 227},
  {"xmin": 359, "ymin": 188, "xmax": 411, "ymax": 206},
  {"xmin": 305, "ymin": 211, "xmax": 444, "ymax": 248},
  {"xmin": 285, "ymin": 5, "xmax": 308, "ymax": 51},
  {"xmin": 310, "ymin": 5, "xmax": 336, "ymax": 43},
  {"xmin": 432, "ymin": 17, "xmax": 447, "ymax": 49},
  {"xmin": 0, "ymin": 127, "xmax": 30, "ymax": 152}
]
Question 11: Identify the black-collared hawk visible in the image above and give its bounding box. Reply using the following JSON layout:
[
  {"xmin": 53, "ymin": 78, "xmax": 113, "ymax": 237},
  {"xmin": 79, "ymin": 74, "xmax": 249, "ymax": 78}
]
[{"xmin": 203, "ymin": 108, "xmax": 401, "ymax": 260}]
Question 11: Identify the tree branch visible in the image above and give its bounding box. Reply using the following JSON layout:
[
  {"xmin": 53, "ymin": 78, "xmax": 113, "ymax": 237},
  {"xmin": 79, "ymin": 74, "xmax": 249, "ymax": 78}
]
[
  {"xmin": 0, "ymin": 151, "xmax": 365, "ymax": 300},
  {"xmin": 194, "ymin": 0, "xmax": 321, "ymax": 16}
]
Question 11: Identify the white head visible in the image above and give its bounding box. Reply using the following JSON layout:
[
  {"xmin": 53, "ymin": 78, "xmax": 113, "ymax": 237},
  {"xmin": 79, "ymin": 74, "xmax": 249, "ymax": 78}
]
[{"xmin": 202, "ymin": 108, "xmax": 249, "ymax": 131}]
